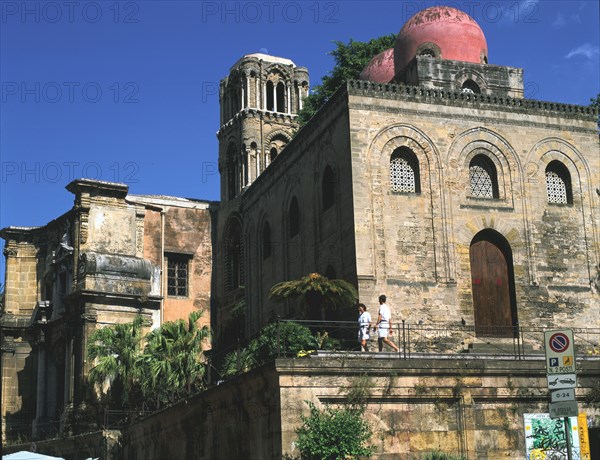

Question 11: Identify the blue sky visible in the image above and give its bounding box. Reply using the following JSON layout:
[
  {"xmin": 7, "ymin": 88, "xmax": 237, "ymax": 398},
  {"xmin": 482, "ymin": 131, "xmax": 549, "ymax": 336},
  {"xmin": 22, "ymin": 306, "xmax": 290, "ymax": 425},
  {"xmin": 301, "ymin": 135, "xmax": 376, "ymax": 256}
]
[{"xmin": 1, "ymin": 0, "xmax": 599, "ymax": 280}]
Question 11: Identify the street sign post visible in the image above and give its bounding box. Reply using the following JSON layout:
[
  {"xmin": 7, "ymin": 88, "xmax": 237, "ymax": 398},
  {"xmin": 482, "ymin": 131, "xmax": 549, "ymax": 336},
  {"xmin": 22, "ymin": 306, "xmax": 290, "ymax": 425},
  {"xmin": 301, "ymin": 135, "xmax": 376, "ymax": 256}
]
[
  {"xmin": 550, "ymin": 388, "xmax": 576, "ymax": 403},
  {"xmin": 550, "ymin": 400, "xmax": 579, "ymax": 419},
  {"xmin": 547, "ymin": 373, "xmax": 577, "ymax": 390},
  {"xmin": 544, "ymin": 329, "xmax": 576, "ymax": 374},
  {"xmin": 544, "ymin": 329, "xmax": 577, "ymax": 460}
]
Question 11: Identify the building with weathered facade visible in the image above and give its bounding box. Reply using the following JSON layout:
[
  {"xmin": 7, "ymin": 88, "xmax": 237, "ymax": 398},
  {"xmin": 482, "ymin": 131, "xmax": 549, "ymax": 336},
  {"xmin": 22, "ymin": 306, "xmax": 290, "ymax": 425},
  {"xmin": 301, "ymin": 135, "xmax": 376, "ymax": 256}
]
[
  {"xmin": 2, "ymin": 5, "xmax": 599, "ymax": 459},
  {"xmin": 1, "ymin": 179, "xmax": 214, "ymax": 442},
  {"xmin": 213, "ymin": 6, "xmax": 599, "ymax": 350}
]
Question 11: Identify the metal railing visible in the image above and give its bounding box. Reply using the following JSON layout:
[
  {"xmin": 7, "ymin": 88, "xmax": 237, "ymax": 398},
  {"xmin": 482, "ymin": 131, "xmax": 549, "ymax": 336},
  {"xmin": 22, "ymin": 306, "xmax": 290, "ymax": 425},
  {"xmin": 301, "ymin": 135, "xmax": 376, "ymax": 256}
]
[{"xmin": 274, "ymin": 318, "xmax": 600, "ymax": 360}]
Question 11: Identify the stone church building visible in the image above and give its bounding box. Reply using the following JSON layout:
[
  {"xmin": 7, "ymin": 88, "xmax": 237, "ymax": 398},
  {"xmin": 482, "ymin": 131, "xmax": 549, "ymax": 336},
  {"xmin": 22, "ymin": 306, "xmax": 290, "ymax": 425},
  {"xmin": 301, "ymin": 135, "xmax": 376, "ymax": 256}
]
[
  {"xmin": 213, "ymin": 6, "xmax": 599, "ymax": 351},
  {"xmin": 1, "ymin": 5, "xmax": 599, "ymax": 458}
]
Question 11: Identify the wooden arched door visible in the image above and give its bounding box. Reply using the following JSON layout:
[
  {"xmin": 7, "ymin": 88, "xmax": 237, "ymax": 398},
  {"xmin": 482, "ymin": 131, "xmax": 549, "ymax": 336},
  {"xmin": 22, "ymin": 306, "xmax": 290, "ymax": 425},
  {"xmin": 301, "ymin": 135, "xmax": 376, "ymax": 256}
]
[{"xmin": 469, "ymin": 230, "xmax": 517, "ymax": 337}]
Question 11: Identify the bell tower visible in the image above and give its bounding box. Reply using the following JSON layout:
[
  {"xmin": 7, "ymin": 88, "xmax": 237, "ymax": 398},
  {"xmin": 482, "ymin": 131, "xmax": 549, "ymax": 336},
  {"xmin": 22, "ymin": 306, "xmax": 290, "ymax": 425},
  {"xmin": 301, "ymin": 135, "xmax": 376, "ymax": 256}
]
[{"xmin": 216, "ymin": 53, "xmax": 309, "ymax": 202}]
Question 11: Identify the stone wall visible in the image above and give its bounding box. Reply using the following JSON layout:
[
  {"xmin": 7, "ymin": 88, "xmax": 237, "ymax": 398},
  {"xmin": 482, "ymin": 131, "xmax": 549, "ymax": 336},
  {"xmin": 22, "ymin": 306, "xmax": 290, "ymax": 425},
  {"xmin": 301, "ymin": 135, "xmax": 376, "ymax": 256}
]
[
  {"xmin": 347, "ymin": 81, "xmax": 599, "ymax": 333},
  {"xmin": 278, "ymin": 355, "xmax": 600, "ymax": 459}
]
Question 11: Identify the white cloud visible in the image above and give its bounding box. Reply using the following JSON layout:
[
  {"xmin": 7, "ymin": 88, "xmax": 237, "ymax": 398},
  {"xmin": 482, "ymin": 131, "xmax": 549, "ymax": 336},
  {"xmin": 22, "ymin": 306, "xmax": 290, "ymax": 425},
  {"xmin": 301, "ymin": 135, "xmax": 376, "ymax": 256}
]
[{"xmin": 565, "ymin": 44, "xmax": 600, "ymax": 60}]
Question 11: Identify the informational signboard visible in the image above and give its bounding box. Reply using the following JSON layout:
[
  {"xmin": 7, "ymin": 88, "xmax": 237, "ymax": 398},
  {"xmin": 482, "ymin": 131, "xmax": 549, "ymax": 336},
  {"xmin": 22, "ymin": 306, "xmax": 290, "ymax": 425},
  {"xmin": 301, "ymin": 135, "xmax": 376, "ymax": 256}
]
[
  {"xmin": 550, "ymin": 388, "xmax": 576, "ymax": 403},
  {"xmin": 544, "ymin": 329, "xmax": 576, "ymax": 374},
  {"xmin": 547, "ymin": 373, "xmax": 577, "ymax": 390},
  {"xmin": 550, "ymin": 400, "xmax": 579, "ymax": 418},
  {"xmin": 524, "ymin": 413, "xmax": 580, "ymax": 459}
]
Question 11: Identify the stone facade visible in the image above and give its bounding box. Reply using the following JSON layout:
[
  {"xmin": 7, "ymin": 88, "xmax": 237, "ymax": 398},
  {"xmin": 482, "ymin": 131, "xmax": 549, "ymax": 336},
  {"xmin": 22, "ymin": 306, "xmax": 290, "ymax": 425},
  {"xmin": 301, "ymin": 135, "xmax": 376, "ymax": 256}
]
[
  {"xmin": 5, "ymin": 356, "xmax": 597, "ymax": 459},
  {"xmin": 213, "ymin": 57, "xmax": 599, "ymax": 352},
  {"xmin": 0, "ymin": 179, "xmax": 214, "ymax": 443}
]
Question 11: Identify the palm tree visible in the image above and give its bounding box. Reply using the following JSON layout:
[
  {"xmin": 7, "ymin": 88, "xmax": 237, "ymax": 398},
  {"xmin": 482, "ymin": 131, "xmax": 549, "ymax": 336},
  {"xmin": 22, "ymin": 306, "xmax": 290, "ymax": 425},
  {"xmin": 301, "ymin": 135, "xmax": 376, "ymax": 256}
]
[
  {"xmin": 138, "ymin": 311, "xmax": 210, "ymax": 408},
  {"xmin": 87, "ymin": 315, "xmax": 144, "ymax": 407},
  {"xmin": 269, "ymin": 273, "xmax": 358, "ymax": 320}
]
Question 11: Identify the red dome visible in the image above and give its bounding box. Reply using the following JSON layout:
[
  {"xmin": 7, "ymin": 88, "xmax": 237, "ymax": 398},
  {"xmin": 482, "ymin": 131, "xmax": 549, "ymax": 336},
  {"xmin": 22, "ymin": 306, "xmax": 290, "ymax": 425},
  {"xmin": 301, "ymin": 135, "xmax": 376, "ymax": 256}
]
[
  {"xmin": 359, "ymin": 48, "xmax": 395, "ymax": 83},
  {"xmin": 394, "ymin": 6, "xmax": 488, "ymax": 74}
]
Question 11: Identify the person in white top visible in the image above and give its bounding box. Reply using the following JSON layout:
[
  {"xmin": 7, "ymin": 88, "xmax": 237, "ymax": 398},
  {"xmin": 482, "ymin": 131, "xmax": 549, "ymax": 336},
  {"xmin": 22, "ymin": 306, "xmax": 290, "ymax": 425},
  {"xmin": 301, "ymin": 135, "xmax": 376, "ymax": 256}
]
[
  {"xmin": 374, "ymin": 294, "xmax": 400, "ymax": 352},
  {"xmin": 357, "ymin": 303, "xmax": 372, "ymax": 352}
]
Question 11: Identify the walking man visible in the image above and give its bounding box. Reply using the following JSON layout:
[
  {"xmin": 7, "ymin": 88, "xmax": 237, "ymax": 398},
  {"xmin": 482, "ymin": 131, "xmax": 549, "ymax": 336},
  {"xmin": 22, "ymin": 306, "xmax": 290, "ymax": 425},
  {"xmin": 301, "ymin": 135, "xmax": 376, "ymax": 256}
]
[{"xmin": 374, "ymin": 294, "xmax": 400, "ymax": 352}]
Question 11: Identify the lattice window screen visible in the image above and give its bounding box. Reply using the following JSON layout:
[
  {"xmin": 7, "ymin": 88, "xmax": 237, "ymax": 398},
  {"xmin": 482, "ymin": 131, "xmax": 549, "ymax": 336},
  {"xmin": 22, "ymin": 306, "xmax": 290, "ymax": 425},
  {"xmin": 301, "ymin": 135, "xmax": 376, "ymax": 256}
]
[
  {"xmin": 546, "ymin": 171, "xmax": 568, "ymax": 204},
  {"xmin": 390, "ymin": 157, "xmax": 416, "ymax": 193},
  {"xmin": 469, "ymin": 158, "xmax": 496, "ymax": 198}
]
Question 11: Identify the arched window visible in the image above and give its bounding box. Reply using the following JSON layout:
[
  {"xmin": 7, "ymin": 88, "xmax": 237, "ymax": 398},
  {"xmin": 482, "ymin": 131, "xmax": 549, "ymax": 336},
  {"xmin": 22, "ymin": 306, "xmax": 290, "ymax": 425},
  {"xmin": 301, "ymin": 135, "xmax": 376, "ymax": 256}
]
[
  {"xmin": 289, "ymin": 196, "xmax": 300, "ymax": 238},
  {"xmin": 224, "ymin": 221, "xmax": 244, "ymax": 291},
  {"xmin": 266, "ymin": 81, "xmax": 274, "ymax": 111},
  {"xmin": 270, "ymin": 147, "xmax": 278, "ymax": 162},
  {"xmin": 390, "ymin": 147, "xmax": 420, "ymax": 193},
  {"xmin": 262, "ymin": 221, "xmax": 271, "ymax": 260},
  {"xmin": 322, "ymin": 165, "xmax": 335, "ymax": 210},
  {"xmin": 462, "ymin": 79, "xmax": 481, "ymax": 94},
  {"xmin": 226, "ymin": 143, "xmax": 238, "ymax": 201},
  {"xmin": 545, "ymin": 160, "xmax": 572, "ymax": 204},
  {"xmin": 276, "ymin": 82, "xmax": 285, "ymax": 112},
  {"xmin": 469, "ymin": 154, "xmax": 499, "ymax": 199}
]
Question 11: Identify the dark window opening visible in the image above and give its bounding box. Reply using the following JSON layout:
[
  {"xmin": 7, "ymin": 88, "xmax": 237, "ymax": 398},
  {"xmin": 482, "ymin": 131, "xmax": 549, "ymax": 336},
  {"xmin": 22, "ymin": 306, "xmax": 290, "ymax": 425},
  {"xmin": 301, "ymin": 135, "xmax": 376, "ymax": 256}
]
[
  {"xmin": 322, "ymin": 165, "xmax": 335, "ymax": 210},
  {"xmin": 266, "ymin": 81, "xmax": 274, "ymax": 111},
  {"xmin": 270, "ymin": 148, "xmax": 278, "ymax": 162},
  {"xmin": 167, "ymin": 254, "xmax": 189, "ymax": 297},
  {"xmin": 262, "ymin": 221, "xmax": 272, "ymax": 260},
  {"xmin": 462, "ymin": 79, "xmax": 481, "ymax": 94},
  {"xmin": 224, "ymin": 223, "xmax": 244, "ymax": 292},
  {"xmin": 276, "ymin": 82, "xmax": 285, "ymax": 112},
  {"xmin": 289, "ymin": 196, "xmax": 300, "ymax": 238}
]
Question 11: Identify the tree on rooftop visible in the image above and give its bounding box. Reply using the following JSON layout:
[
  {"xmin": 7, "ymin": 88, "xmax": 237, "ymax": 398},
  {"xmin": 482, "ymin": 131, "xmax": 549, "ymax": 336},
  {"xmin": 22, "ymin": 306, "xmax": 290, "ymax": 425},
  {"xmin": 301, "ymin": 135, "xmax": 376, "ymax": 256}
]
[
  {"xmin": 297, "ymin": 34, "xmax": 397, "ymax": 127},
  {"xmin": 269, "ymin": 272, "xmax": 358, "ymax": 320}
]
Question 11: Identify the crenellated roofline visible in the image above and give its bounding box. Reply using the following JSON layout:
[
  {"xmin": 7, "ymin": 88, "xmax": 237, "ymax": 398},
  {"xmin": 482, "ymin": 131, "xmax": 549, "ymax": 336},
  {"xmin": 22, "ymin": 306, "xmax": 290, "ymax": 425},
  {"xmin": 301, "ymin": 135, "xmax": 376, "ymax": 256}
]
[{"xmin": 347, "ymin": 80, "xmax": 598, "ymax": 122}]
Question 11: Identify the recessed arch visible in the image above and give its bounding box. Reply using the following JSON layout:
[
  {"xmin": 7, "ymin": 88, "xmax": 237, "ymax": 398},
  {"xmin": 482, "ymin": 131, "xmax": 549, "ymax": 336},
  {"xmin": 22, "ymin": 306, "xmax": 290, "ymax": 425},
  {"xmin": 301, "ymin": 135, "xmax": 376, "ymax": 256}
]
[{"xmin": 470, "ymin": 229, "xmax": 518, "ymax": 337}]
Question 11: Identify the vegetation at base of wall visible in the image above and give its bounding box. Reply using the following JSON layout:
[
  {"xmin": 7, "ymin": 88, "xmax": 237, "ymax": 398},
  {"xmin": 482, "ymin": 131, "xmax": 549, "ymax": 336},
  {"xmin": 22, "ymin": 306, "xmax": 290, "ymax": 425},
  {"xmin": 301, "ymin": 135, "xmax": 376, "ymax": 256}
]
[
  {"xmin": 296, "ymin": 34, "xmax": 397, "ymax": 128},
  {"xmin": 294, "ymin": 401, "xmax": 375, "ymax": 460},
  {"xmin": 412, "ymin": 452, "xmax": 465, "ymax": 460},
  {"xmin": 86, "ymin": 311, "xmax": 210, "ymax": 411},
  {"xmin": 220, "ymin": 321, "xmax": 339, "ymax": 378}
]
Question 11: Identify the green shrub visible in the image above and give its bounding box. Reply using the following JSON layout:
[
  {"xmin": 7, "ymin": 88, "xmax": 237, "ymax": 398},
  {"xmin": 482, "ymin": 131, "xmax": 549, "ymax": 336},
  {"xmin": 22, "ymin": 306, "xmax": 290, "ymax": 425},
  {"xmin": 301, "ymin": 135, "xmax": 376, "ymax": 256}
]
[{"xmin": 295, "ymin": 401, "xmax": 374, "ymax": 460}]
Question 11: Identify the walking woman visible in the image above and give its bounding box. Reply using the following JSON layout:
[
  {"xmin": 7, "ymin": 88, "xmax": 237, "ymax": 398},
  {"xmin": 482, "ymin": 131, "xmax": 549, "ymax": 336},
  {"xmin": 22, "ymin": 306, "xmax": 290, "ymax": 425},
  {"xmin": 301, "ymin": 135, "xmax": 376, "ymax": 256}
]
[{"xmin": 357, "ymin": 303, "xmax": 372, "ymax": 352}]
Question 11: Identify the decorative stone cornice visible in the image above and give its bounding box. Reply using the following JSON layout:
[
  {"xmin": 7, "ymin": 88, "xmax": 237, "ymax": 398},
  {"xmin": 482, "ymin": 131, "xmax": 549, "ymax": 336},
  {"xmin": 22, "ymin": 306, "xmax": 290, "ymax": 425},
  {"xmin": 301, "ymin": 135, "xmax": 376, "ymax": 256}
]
[{"xmin": 347, "ymin": 80, "xmax": 597, "ymax": 121}]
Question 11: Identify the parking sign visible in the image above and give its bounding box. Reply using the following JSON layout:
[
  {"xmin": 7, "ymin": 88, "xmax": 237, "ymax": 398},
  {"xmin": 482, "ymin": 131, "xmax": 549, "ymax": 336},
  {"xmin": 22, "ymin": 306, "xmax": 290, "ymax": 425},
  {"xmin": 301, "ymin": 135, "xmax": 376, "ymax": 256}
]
[{"xmin": 544, "ymin": 329, "xmax": 575, "ymax": 374}]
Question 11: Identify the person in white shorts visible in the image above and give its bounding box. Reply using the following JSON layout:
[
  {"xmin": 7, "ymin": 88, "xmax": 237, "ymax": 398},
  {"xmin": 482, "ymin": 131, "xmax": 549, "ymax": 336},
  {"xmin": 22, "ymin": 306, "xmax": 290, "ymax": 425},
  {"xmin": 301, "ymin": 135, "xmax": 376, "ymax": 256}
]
[
  {"xmin": 374, "ymin": 294, "xmax": 400, "ymax": 352},
  {"xmin": 357, "ymin": 303, "xmax": 372, "ymax": 352}
]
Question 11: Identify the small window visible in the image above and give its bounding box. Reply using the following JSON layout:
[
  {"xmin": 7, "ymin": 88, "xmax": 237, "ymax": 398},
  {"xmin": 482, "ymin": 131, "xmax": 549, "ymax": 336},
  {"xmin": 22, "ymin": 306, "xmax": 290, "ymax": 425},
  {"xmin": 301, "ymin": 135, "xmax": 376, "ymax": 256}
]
[
  {"xmin": 262, "ymin": 221, "xmax": 272, "ymax": 260},
  {"xmin": 546, "ymin": 160, "xmax": 572, "ymax": 204},
  {"xmin": 419, "ymin": 49, "xmax": 435, "ymax": 57},
  {"xmin": 390, "ymin": 147, "xmax": 420, "ymax": 193},
  {"xmin": 266, "ymin": 81, "xmax": 274, "ymax": 111},
  {"xmin": 224, "ymin": 223, "xmax": 244, "ymax": 292},
  {"xmin": 322, "ymin": 166, "xmax": 335, "ymax": 210},
  {"xmin": 469, "ymin": 154, "xmax": 499, "ymax": 199},
  {"xmin": 270, "ymin": 148, "xmax": 278, "ymax": 162},
  {"xmin": 462, "ymin": 79, "xmax": 481, "ymax": 94},
  {"xmin": 289, "ymin": 196, "xmax": 300, "ymax": 238},
  {"xmin": 276, "ymin": 82, "xmax": 285, "ymax": 113},
  {"xmin": 167, "ymin": 254, "xmax": 189, "ymax": 297}
]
